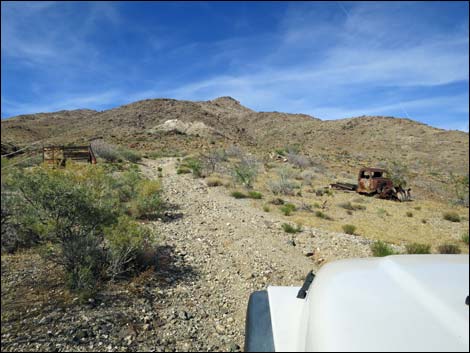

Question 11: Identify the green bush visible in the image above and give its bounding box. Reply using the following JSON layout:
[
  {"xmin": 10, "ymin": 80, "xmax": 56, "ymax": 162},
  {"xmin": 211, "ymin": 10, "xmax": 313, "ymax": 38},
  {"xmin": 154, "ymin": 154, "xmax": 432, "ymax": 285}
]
[
  {"xmin": 129, "ymin": 180, "xmax": 165, "ymax": 220},
  {"xmin": 2, "ymin": 163, "xmax": 161, "ymax": 296},
  {"xmin": 282, "ymin": 223, "xmax": 302, "ymax": 234},
  {"xmin": 182, "ymin": 158, "xmax": 203, "ymax": 178},
  {"xmin": 104, "ymin": 216, "xmax": 154, "ymax": 279},
  {"xmin": 232, "ymin": 157, "xmax": 258, "ymax": 188},
  {"xmin": 263, "ymin": 204, "xmax": 271, "ymax": 212},
  {"xmin": 342, "ymin": 224, "xmax": 356, "ymax": 235},
  {"xmin": 315, "ymin": 210, "xmax": 332, "ymax": 220},
  {"xmin": 177, "ymin": 166, "xmax": 191, "ymax": 174},
  {"xmin": 248, "ymin": 191, "xmax": 262, "ymax": 199},
  {"xmin": 461, "ymin": 232, "xmax": 469, "ymax": 245},
  {"xmin": 280, "ymin": 203, "xmax": 296, "ymax": 216},
  {"xmin": 438, "ymin": 244, "xmax": 461, "ymax": 254},
  {"xmin": 371, "ymin": 240, "xmax": 396, "ymax": 257},
  {"xmin": 443, "ymin": 211, "xmax": 460, "ymax": 222},
  {"xmin": 406, "ymin": 211, "xmax": 413, "ymax": 218},
  {"xmin": 8, "ymin": 165, "xmax": 118, "ymax": 293},
  {"xmin": 231, "ymin": 191, "xmax": 247, "ymax": 199},
  {"xmin": 405, "ymin": 243, "xmax": 431, "ymax": 254}
]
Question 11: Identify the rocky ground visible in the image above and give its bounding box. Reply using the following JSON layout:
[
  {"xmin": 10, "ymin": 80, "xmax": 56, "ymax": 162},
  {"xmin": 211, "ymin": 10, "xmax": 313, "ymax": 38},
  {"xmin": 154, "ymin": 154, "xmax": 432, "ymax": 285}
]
[{"xmin": 1, "ymin": 158, "xmax": 375, "ymax": 352}]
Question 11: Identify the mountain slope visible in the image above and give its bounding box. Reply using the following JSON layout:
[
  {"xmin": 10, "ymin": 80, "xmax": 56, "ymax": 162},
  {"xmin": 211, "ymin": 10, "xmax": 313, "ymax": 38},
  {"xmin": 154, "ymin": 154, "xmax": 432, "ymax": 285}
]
[{"xmin": 1, "ymin": 96, "xmax": 468, "ymax": 200}]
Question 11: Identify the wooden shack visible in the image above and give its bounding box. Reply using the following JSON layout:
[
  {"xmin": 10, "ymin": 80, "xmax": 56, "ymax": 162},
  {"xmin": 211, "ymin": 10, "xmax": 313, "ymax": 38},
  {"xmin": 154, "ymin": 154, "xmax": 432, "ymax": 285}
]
[{"xmin": 42, "ymin": 145, "xmax": 97, "ymax": 166}]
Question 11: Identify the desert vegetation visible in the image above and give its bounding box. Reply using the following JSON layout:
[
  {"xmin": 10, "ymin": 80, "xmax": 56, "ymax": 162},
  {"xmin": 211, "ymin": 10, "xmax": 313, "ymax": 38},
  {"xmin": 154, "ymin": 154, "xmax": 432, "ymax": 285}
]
[{"xmin": 1, "ymin": 161, "xmax": 163, "ymax": 299}]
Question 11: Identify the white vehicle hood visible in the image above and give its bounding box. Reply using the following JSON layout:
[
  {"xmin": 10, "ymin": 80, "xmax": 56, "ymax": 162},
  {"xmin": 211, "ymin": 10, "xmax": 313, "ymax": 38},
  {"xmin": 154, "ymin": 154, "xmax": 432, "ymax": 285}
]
[{"xmin": 268, "ymin": 255, "xmax": 469, "ymax": 352}]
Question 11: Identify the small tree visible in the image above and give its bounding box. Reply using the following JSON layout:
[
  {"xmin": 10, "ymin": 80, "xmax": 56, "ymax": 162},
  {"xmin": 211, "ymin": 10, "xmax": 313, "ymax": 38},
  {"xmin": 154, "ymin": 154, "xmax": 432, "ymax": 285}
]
[{"xmin": 232, "ymin": 156, "xmax": 259, "ymax": 189}]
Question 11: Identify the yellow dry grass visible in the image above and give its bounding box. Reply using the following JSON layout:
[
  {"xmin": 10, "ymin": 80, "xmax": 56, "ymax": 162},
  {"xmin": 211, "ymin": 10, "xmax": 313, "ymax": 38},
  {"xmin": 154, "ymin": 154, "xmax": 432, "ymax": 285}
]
[{"xmin": 253, "ymin": 165, "xmax": 469, "ymax": 253}]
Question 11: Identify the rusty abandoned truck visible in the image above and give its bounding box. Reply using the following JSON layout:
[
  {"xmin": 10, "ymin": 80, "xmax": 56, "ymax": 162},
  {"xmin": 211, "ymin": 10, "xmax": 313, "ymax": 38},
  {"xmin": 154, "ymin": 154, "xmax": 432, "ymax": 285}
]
[{"xmin": 330, "ymin": 167, "xmax": 411, "ymax": 201}]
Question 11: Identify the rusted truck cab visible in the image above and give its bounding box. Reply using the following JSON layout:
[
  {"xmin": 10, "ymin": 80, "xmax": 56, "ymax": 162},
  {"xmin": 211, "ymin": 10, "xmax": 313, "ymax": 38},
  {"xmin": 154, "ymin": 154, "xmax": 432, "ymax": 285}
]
[{"xmin": 356, "ymin": 168, "xmax": 393, "ymax": 195}]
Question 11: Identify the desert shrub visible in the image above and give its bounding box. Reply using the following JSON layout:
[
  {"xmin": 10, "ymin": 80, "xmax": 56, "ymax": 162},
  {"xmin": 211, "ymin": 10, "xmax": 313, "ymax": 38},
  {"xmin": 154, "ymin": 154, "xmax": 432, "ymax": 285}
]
[
  {"xmin": 443, "ymin": 211, "xmax": 461, "ymax": 222},
  {"xmin": 9, "ymin": 165, "xmax": 118, "ymax": 293},
  {"xmin": 371, "ymin": 240, "xmax": 396, "ymax": 257},
  {"xmin": 270, "ymin": 197, "xmax": 285, "ymax": 205},
  {"xmin": 406, "ymin": 211, "xmax": 413, "ymax": 218},
  {"xmin": 405, "ymin": 243, "xmax": 431, "ymax": 254},
  {"xmin": 182, "ymin": 157, "xmax": 203, "ymax": 178},
  {"xmin": 177, "ymin": 166, "xmax": 191, "ymax": 174},
  {"xmin": 414, "ymin": 206, "xmax": 422, "ymax": 211},
  {"xmin": 421, "ymin": 219, "xmax": 427, "ymax": 224},
  {"xmin": 461, "ymin": 231, "xmax": 469, "ymax": 245},
  {"xmin": 342, "ymin": 224, "xmax": 356, "ymax": 234},
  {"xmin": 104, "ymin": 216, "xmax": 153, "ymax": 279},
  {"xmin": 119, "ymin": 148, "xmax": 142, "ymax": 163},
  {"xmin": 113, "ymin": 169, "xmax": 142, "ymax": 203},
  {"xmin": 437, "ymin": 244, "xmax": 461, "ymax": 254},
  {"xmin": 129, "ymin": 180, "xmax": 165, "ymax": 220},
  {"xmin": 2, "ymin": 163, "xmax": 161, "ymax": 296},
  {"xmin": 202, "ymin": 149, "xmax": 228, "ymax": 174},
  {"xmin": 312, "ymin": 202, "xmax": 321, "ymax": 209},
  {"xmin": 206, "ymin": 177, "xmax": 223, "ymax": 187},
  {"xmin": 287, "ymin": 152, "xmax": 311, "ymax": 170},
  {"xmin": 280, "ymin": 203, "xmax": 296, "ymax": 216},
  {"xmin": 91, "ymin": 140, "xmax": 122, "ymax": 162},
  {"xmin": 448, "ymin": 172, "xmax": 469, "ymax": 207},
  {"xmin": 232, "ymin": 156, "xmax": 259, "ymax": 188},
  {"xmin": 268, "ymin": 167, "xmax": 297, "ymax": 195},
  {"xmin": 248, "ymin": 191, "xmax": 262, "ymax": 199},
  {"xmin": 298, "ymin": 202, "xmax": 313, "ymax": 212},
  {"xmin": 315, "ymin": 211, "xmax": 332, "ymax": 220},
  {"xmin": 385, "ymin": 160, "xmax": 409, "ymax": 188},
  {"xmin": 282, "ymin": 223, "xmax": 302, "ymax": 234},
  {"xmin": 263, "ymin": 204, "xmax": 271, "ymax": 212},
  {"xmin": 299, "ymin": 170, "xmax": 315, "ymax": 186},
  {"xmin": 231, "ymin": 191, "xmax": 247, "ymax": 199}
]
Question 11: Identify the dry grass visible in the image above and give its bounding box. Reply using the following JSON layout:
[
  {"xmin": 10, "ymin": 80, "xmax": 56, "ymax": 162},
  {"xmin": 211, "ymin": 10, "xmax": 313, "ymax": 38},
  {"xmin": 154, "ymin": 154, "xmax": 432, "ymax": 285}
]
[{"xmin": 251, "ymin": 162, "xmax": 469, "ymax": 253}]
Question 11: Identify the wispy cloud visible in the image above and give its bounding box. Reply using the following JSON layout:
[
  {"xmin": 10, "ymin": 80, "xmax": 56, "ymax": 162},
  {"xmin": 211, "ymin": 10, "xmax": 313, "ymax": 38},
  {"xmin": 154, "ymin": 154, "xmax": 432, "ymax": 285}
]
[{"xmin": 1, "ymin": 2, "xmax": 468, "ymax": 131}]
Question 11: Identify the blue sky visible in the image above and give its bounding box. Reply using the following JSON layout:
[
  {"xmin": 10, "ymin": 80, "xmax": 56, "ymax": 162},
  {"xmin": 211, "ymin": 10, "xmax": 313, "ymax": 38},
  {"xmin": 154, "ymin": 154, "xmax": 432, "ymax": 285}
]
[{"xmin": 1, "ymin": 1, "xmax": 469, "ymax": 131}]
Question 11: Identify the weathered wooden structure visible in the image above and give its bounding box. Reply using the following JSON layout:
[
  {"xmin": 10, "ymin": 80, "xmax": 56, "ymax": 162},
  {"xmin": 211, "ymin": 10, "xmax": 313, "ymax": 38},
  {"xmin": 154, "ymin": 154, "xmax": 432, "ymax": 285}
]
[{"xmin": 42, "ymin": 145, "xmax": 96, "ymax": 166}]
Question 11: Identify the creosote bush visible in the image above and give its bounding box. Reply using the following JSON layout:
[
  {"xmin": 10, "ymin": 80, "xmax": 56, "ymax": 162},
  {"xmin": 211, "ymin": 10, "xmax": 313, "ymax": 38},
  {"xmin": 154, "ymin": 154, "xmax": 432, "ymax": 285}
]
[
  {"xmin": 371, "ymin": 240, "xmax": 396, "ymax": 257},
  {"xmin": 280, "ymin": 203, "xmax": 296, "ymax": 216},
  {"xmin": 342, "ymin": 224, "xmax": 356, "ymax": 235},
  {"xmin": 2, "ymin": 163, "xmax": 161, "ymax": 297},
  {"xmin": 231, "ymin": 191, "xmax": 247, "ymax": 199},
  {"xmin": 405, "ymin": 243, "xmax": 431, "ymax": 254},
  {"xmin": 247, "ymin": 191, "xmax": 262, "ymax": 199},
  {"xmin": 443, "ymin": 211, "xmax": 461, "ymax": 222},
  {"xmin": 462, "ymin": 232, "xmax": 469, "ymax": 245},
  {"xmin": 437, "ymin": 244, "xmax": 461, "ymax": 254},
  {"xmin": 315, "ymin": 210, "xmax": 333, "ymax": 220},
  {"xmin": 282, "ymin": 223, "xmax": 302, "ymax": 234}
]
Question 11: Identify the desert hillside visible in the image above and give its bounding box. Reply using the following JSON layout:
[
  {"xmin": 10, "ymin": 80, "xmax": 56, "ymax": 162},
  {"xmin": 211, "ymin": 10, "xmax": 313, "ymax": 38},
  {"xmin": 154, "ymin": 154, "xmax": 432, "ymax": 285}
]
[
  {"xmin": 1, "ymin": 96, "xmax": 468, "ymax": 201},
  {"xmin": 1, "ymin": 97, "xmax": 469, "ymax": 352}
]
